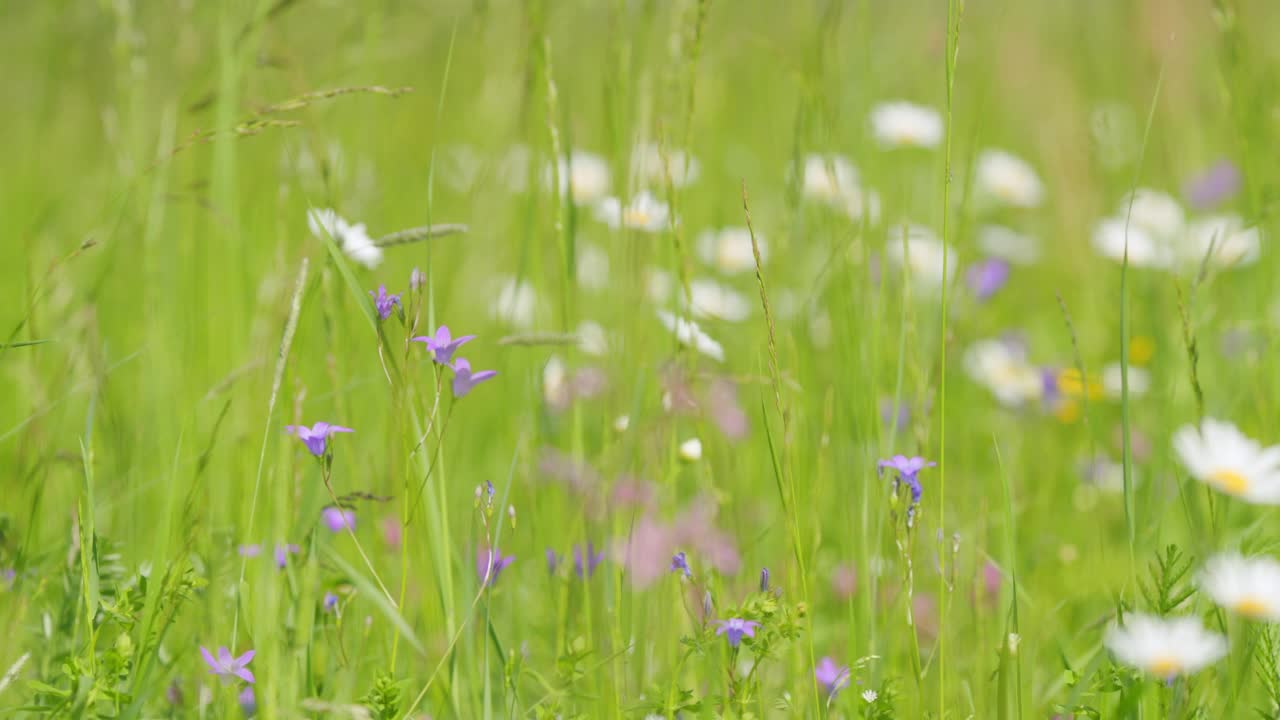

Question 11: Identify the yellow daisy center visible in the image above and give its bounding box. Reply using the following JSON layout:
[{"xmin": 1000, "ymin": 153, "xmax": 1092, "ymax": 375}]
[
  {"xmin": 624, "ymin": 208, "xmax": 652, "ymax": 227},
  {"xmin": 1149, "ymin": 656, "xmax": 1183, "ymax": 677},
  {"xmin": 1209, "ymin": 468, "xmax": 1250, "ymax": 495},
  {"xmin": 1235, "ymin": 596, "xmax": 1270, "ymax": 619}
]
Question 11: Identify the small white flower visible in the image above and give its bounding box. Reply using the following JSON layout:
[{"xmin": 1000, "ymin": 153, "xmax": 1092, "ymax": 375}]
[
  {"xmin": 697, "ymin": 227, "xmax": 763, "ymax": 275},
  {"xmin": 687, "ymin": 279, "xmax": 752, "ymax": 322},
  {"xmin": 977, "ymin": 225, "xmax": 1040, "ymax": 265},
  {"xmin": 631, "ymin": 142, "xmax": 700, "ymax": 188},
  {"xmin": 543, "ymin": 355, "xmax": 568, "ymax": 408},
  {"xmin": 861, "ymin": 689, "xmax": 878, "ymax": 703},
  {"xmin": 490, "ymin": 277, "xmax": 538, "ymax": 329},
  {"xmin": 1006, "ymin": 633, "xmax": 1021, "ymax": 655},
  {"xmin": 1173, "ymin": 418, "xmax": 1280, "ymax": 504},
  {"xmin": 678, "ymin": 438, "xmax": 703, "ymax": 463},
  {"xmin": 613, "ymin": 415, "xmax": 631, "ymax": 432},
  {"xmin": 1102, "ymin": 363, "xmax": 1150, "ymax": 398},
  {"xmin": 657, "ymin": 311, "xmax": 724, "ymax": 362},
  {"xmin": 306, "ymin": 208, "xmax": 383, "ymax": 269},
  {"xmin": 553, "ymin": 151, "xmax": 611, "ymax": 204},
  {"xmin": 870, "ymin": 101, "xmax": 944, "ymax": 149},
  {"xmin": 576, "ymin": 243, "xmax": 610, "ymax": 291},
  {"xmin": 963, "ymin": 339, "xmax": 1043, "ymax": 407},
  {"xmin": 576, "ymin": 321, "xmax": 609, "ymax": 357},
  {"xmin": 883, "ymin": 223, "xmax": 958, "ymax": 294},
  {"xmin": 1091, "ymin": 218, "xmax": 1175, "ymax": 269},
  {"xmin": 594, "ymin": 190, "xmax": 672, "ymax": 233},
  {"xmin": 1119, "ymin": 188, "xmax": 1186, "ymax": 240},
  {"xmin": 800, "ymin": 154, "xmax": 860, "ymax": 202},
  {"xmin": 1199, "ymin": 553, "xmax": 1280, "ymax": 621},
  {"xmin": 1185, "ymin": 214, "xmax": 1261, "ymax": 268},
  {"xmin": 975, "ymin": 149, "xmax": 1044, "ymax": 208},
  {"xmin": 1104, "ymin": 613, "xmax": 1227, "ymax": 678}
]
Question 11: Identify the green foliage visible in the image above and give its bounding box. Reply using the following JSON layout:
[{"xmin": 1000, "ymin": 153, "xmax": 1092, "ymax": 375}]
[{"xmin": 1139, "ymin": 545, "xmax": 1198, "ymax": 616}]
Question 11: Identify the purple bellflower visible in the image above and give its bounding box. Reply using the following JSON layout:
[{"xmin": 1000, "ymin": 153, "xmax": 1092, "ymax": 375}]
[
  {"xmin": 545, "ymin": 548, "xmax": 562, "ymax": 574},
  {"xmin": 369, "ymin": 285, "xmax": 402, "ymax": 321},
  {"xmin": 1184, "ymin": 159, "xmax": 1241, "ymax": 210},
  {"xmin": 759, "ymin": 567, "xmax": 770, "ymax": 593},
  {"xmin": 716, "ymin": 618, "xmax": 760, "ymax": 648},
  {"xmin": 877, "ymin": 455, "xmax": 936, "ymax": 504},
  {"xmin": 238, "ymin": 544, "xmax": 263, "ymax": 558},
  {"xmin": 200, "ymin": 646, "xmax": 256, "ymax": 685},
  {"xmin": 450, "ymin": 358, "xmax": 497, "ymax": 398},
  {"xmin": 966, "ymin": 257, "xmax": 1010, "ymax": 301},
  {"xmin": 477, "ymin": 547, "xmax": 515, "ymax": 587},
  {"xmin": 273, "ymin": 544, "xmax": 300, "ymax": 569},
  {"xmin": 323, "ymin": 592, "xmax": 339, "ymax": 613},
  {"xmin": 573, "ymin": 542, "xmax": 606, "ymax": 579},
  {"xmin": 238, "ymin": 686, "xmax": 257, "ymax": 717},
  {"xmin": 412, "ymin": 325, "xmax": 476, "ymax": 365},
  {"xmin": 670, "ymin": 551, "xmax": 692, "ymax": 578},
  {"xmin": 322, "ymin": 507, "xmax": 356, "ymax": 532},
  {"xmin": 815, "ymin": 657, "xmax": 851, "ymax": 697},
  {"xmin": 285, "ymin": 422, "xmax": 353, "ymax": 457}
]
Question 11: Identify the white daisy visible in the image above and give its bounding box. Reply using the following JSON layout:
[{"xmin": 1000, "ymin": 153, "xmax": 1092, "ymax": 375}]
[
  {"xmin": 963, "ymin": 339, "xmax": 1043, "ymax": 407},
  {"xmin": 1199, "ymin": 553, "xmax": 1280, "ymax": 621},
  {"xmin": 657, "ymin": 311, "xmax": 724, "ymax": 362},
  {"xmin": 1091, "ymin": 218, "xmax": 1175, "ymax": 269},
  {"xmin": 594, "ymin": 191, "xmax": 671, "ymax": 233},
  {"xmin": 883, "ymin": 223, "xmax": 958, "ymax": 294},
  {"xmin": 1101, "ymin": 363, "xmax": 1150, "ymax": 398},
  {"xmin": 975, "ymin": 149, "xmax": 1044, "ymax": 208},
  {"xmin": 543, "ymin": 355, "xmax": 569, "ymax": 409},
  {"xmin": 631, "ymin": 142, "xmax": 700, "ymax": 188},
  {"xmin": 870, "ymin": 102, "xmax": 944, "ymax": 149},
  {"xmin": 1184, "ymin": 214, "xmax": 1261, "ymax": 268},
  {"xmin": 678, "ymin": 438, "xmax": 703, "ymax": 463},
  {"xmin": 1119, "ymin": 188, "xmax": 1186, "ymax": 240},
  {"xmin": 576, "ymin": 320, "xmax": 609, "ymax": 357},
  {"xmin": 697, "ymin": 227, "xmax": 763, "ymax": 275},
  {"xmin": 1104, "ymin": 613, "xmax": 1227, "ymax": 678},
  {"xmin": 800, "ymin": 154, "xmax": 860, "ymax": 202},
  {"xmin": 490, "ymin": 277, "xmax": 538, "ymax": 329},
  {"xmin": 687, "ymin": 278, "xmax": 752, "ymax": 322},
  {"xmin": 549, "ymin": 151, "xmax": 611, "ymax": 204},
  {"xmin": 1172, "ymin": 418, "xmax": 1280, "ymax": 504},
  {"xmin": 306, "ymin": 208, "xmax": 383, "ymax": 269},
  {"xmin": 977, "ymin": 225, "xmax": 1040, "ymax": 265}
]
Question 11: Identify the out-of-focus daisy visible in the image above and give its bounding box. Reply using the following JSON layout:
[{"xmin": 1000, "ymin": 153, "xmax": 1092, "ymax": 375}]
[
  {"xmin": 594, "ymin": 190, "xmax": 672, "ymax": 233},
  {"xmin": 799, "ymin": 154, "xmax": 860, "ymax": 202},
  {"xmin": 631, "ymin": 142, "xmax": 700, "ymax": 188},
  {"xmin": 870, "ymin": 102, "xmax": 944, "ymax": 149},
  {"xmin": 697, "ymin": 227, "xmax": 763, "ymax": 275},
  {"xmin": 963, "ymin": 339, "xmax": 1043, "ymax": 407},
  {"xmin": 678, "ymin": 438, "xmax": 703, "ymax": 463},
  {"xmin": 1199, "ymin": 553, "xmax": 1280, "ymax": 621},
  {"xmin": 576, "ymin": 243, "xmax": 611, "ymax": 291},
  {"xmin": 1102, "ymin": 363, "xmax": 1150, "ymax": 398},
  {"xmin": 490, "ymin": 277, "xmax": 538, "ymax": 329},
  {"xmin": 977, "ymin": 225, "xmax": 1040, "ymax": 265},
  {"xmin": 840, "ymin": 186, "xmax": 883, "ymax": 224},
  {"xmin": 975, "ymin": 149, "xmax": 1045, "ymax": 208},
  {"xmin": 1184, "ymin": 214, "xmax": 1261, "ymax": 268},
  {"xmin": 1120, "ymin": 188, "xmax": 1186, "ymax": 240},
  {"xmin": 1173, "ymin": 418, "xmax": 1280, "ymax": 504},
  {"xmin": 687, "ymin": 278, "xmax": 752, "ymax": 322},
  {"xmin": 883, "ymin": 223, "xmax": 957, "ymax": 294},
  {"xmin": 307, "ymin": 208, "xmax": 383, "ymax": 269},
  {"xmin": 551, "ymin": 151, "xmax": 611, "ymax": 204},
  {"xmin": 657, "ymin": 311, "xmax": 724, "ymax": 362},
  {"xmin": 1091, "ymin": 219, "xmax": 1175, "ymax": 269},
  {"xmin": 576, "ymin": 320, "xmax": 609, "ymax": 356},
  {"xmin": 1104, "ymin": 613, "xmax": 1227, "ymax": 678}
]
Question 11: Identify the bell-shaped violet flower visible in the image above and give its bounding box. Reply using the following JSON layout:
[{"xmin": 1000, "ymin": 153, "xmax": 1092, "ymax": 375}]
[
  {"xmin": 200, "ymin": 645, "xmax": 256, "ymax": 685},
  {"xmin": 412, "ymin": 325, "xmax": 476, "ymax": 365},
  {"xmin": 815, "ymin": 657, "xmax": 851, "ymax": 697},
  {"xmin": 669, "ymin": 551, "xmax": 692, "ymax": 578},
  {"xmin": 477, "ymin": 547, "xmax": 515, "ymax": 587},
  {"xmin": 285, "ymin": 422, "xmax": 353, "ymax": 457},
  {"xmin": 573, "ymin": 542, "xmax": 605, "ymax": 578},
  {"xmin": 273, "ymin": 544, "xmax": 300, "ymax": 569},
  {"xmin": 877, "ymin": 455, "xmax": 936, "ymax": 504},
  {"xmin": 716, "ymin": 618, "xmax": 760, "ymax": 648},
  {"xmin": 1184, "ymin": 159, "xmax": 1241, "ymax": 211},
  {"xmin": 966, "ymin": 258, "xmax": 1010, "ymax": 301},
  {"xmin": 451, "ymin": 358, "xmax": 497, "ymax": 398},
  {"xmin": 369, "ymin": 285, "xmax": 402, "ymax": 321},
  {"xmin": 322, "ymin": 507, "xmax": 356, "ymax": 532}
]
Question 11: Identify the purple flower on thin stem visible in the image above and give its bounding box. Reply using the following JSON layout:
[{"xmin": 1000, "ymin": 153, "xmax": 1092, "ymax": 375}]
[
  {"xmin": 669, "ymin": 551, "xmax": 692, "ymax": 578},
  {"xmin": 715, "ymin": 618, "xmax": 760, "ymax": 648},
  {"xmin": 285, "ymin": 422, "xmax": 354, "ymax": 457},
  {"xmin": 322, "ymin": 507, "xmax": 356, "ymax": 532},
  {"xmin": 450, "ymin": 358, "xmax": 497, "ymax": 398},
  {"xmin": 545, "ymin": 548, "xmax": 561, "ymax": 575},
  {"xmin": 814, "ymin": 657, "xmax": 851, "ymax": 697},
  {"xmin": 477, "ymin": 547, "xmax": 515, "ymax": 587},
  {"xmin": 1184, "ymin": 158, "xmax": 1241, "ymax": 211},
  {"xmin": 412, "ymin": 325, "xmax": 476, "ymax": 365},
  {"xmin": 199, "ymin": 646, "xmax": 256, "ymax": 685},
  {"xmin": 238, "ymin": 686, "xmax": 257, "ymax": 716},
  {"xmin": 238, "ymin": 544, "xmax": 263, "ymax": 558},
  {"xmin": 966, "ymin": 257, "xmax": 1010, "ymax": 301},
  {"xmin": 323, "ymin": 592, "xmax": 339, "ymax": 613},
  {"xmin": 369, "ymin": 285, "xmax": 402, "ymax": 321},
  {"xmin": 573, "ymin": 542, "xmax": 606, "ymax": 579},
  {"xmin": 877, "ymin": 455, "xmax": 936, "ymax": 504},
  {"xmin": 273, "ymin": 544, "xmax": 300, "ymax": 569}
]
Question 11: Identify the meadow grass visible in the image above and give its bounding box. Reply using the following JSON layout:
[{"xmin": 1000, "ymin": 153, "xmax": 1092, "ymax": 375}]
[{"xmin": 4, "ymin": 1, "xmax": 1280, "ymax": 718}]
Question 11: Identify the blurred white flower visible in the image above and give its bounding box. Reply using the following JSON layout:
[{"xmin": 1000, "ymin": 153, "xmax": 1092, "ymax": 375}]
[
  {"xmin": 678, "ymin": 437, "xmax": 703, "ymax": 463},
  {"xmin": 439, "ymin": 144, "xmax": 483, "ymax": 192},
  {"xmin": 862, "ymin": 690, "xmax": 878, "ymax": 703},
  {"xmin": 577, "ymin": 243, "xmax": 610, "ymax": 291},
  {"xmin": 1102, "ymin": 363, "xmax": 1150, "ymax": 398},
  {"xmin": 883, "ymin": 223, "xmax": 957, "ymax": 293},
  {"xmin": 543, "ymin": 355, "xmax": 569, "ymax": 409},
  {"xmin": 1173, "ymin": 418, "xmax": 1280, "ymax": 504},
  {"xmin": 613, "ymin": 415, "xmax": 631, "ymax": 432},
  {"xmin": 963, "ymin": 339, "xmax": 1043, "ymax": 407},
  {"xmin": 975, "ymin": 149, "xmax": 1044, "ymax": 208},
  {"xmin": 631, "ymin": 142, "xmax": 700, "ymax": 188},
  {"xmin": 657, "ymin": 311, "xmax": 724, "ymax": 362},
  {"xmin": 1199, "ymin": 553, "xmax": 1280, "ymax": 621},
  {"xmin": 549, "ymin": 151, "xmax": 611, "ymax": 204},
  {"xmin": 1104, "ymin": 613, "xmax": 1227, "ymax": 678},
  {"xmin": 870, "ymin": 101, "xmax": 944, "ymax": 149},
  {"xmin": 307, "ymin": 208, "xmax": 382, "ymax": 269},
  {"xmin": 576, "ymin": 320, "xmax": 609, "ymax": 356},
  {"xmin": 697, "ymin": 227, "xmax": 762, "ymax": 275},
  {"xmin": 594, "ymin": 191, "xmax": 672, "ymax": 233},
  {"xmin": 977, "ymin": 225, "xmax": 1040, "ymax": 265},
  {"xmin": 490, "ymin": 277, "xmax": 538, "ymax": 329},
  {"xmin": 687, "ymin": 279, "xmax": 752, "ymax": 322},
  {"xmin": 1091, "ymin": 219, "xmax": 1175, "ymax": 269},
  {"xmin": 1185, "ymin": 214, "xmax": 1261, "ymax": 268},
  {"xmin": 1119, "ymin": 188, "xmax": 1186, "ymax": 240},
  {"xmin": 840, "ymin": 186, "xmax": 883, "ymax": 224},
  {"xmin": 800, "ymin": 154, "xmax": 860, "ymax": 202},
  {"xmin": 645, "ymin": 267, "xmax": 675, "ymax": 304}
]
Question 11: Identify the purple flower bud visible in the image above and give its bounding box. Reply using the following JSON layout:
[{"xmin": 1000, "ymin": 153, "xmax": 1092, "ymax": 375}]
[
  {"xmin": 410, "ymin": 267, "xmax": 426, "ymax": 291},
  {"xmin": 322, "ymin": 507, "xmax": 356, "ymax": 533},
  {"xmin": 669, "ymin": 551, "xmax": 692, "ymax": 579},
  {"xmin": 759, "ymin": 567, "xmax": 770, "ymax": 592}
]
